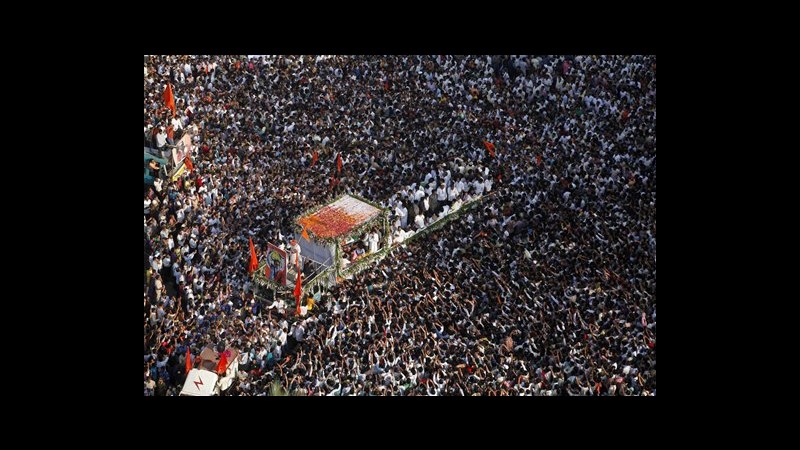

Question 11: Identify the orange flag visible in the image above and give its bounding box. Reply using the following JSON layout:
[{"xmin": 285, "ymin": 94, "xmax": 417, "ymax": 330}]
[
  {"xmin": 310, "ymin": 150, "xmax": 319, "ymax": 168},
  {"xmin": 336, "ymin": 153, "xmax": 343, "ymax": 173},
  {"xmin": 294, "ymin": 268, "xmax": 303, "ymax": 314},
  {"xmin": 185, "ymin": 348, "xmax": 192, "ymax": 375},
  {"xmin": 248, "ymin": 237, "xmax": 258, "ymax": 273},
  {"xmin": 163, "ymin": 83, "xmax": 176, "ymax": 115},
  {"xmin": 483, "ymin": 141, "xmax": 496, "ymax": 158},
  {"xmin": 184, "ymin": 154, "xmax": 194, "ymax": 173},
  {"xmin": 217, "ymin": 351, "xmax": 228, "ymax": 375},
  {"xmin": 301, "ymin": 226, "xmax": 310, "ymax": 241}
]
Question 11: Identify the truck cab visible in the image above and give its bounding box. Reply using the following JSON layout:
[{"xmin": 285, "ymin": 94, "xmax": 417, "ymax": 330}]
[{"xmin": 180, "ymin": 347, "xmax": 239, "ymax": 396}]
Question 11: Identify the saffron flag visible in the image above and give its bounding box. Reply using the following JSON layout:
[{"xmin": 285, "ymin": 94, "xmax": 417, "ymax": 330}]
[
  {"xmin": 311, "ymin": 150, "xmax": 319, "ymax": 168},
  {"xmin": 184, "ymin": 155, "xmax": 194, "ymax": 173},
  {"xmin": 185, "ymin": 348, "xmax": 192, "ymax": 375},
  {"xmin": 217, "ymin": 351, "xmax": 228, "ymax": 375},
  {"xmin": 301, "ymin": 226, "xmax": 310, "ymax": 242},
  {"xmin": 336, "ymin": 153, "xmax": 343, "ymax": 173},
  {"xmin": 294, "ymin": 269, "xmax": 303, "ymax": 315},
  {"xmin": 264, "ymin": 263, "xmax": 271, "ymax": 279},
  {"xmin": 163, "ymin": 83, "xmax": 176, "ymax": 115},
  {"xmin": 483, "ymin": 141, "xmax": 496, "ymax": 158},
  {"xmin": 248, "ymin": 237, "xmax": 258, "ymax": 273}
]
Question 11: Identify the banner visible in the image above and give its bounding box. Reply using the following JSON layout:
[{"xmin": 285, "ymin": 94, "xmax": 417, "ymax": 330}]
[
  {"xmin": 172, "ymin": 145, "xmax": 186, "ymax": 167},
  {"xmin": 265, "ymin": 243, "xmax": 288, "ymax": 286},
  {"xmin": 172, "ymin": 133, "xmax": 192, "ymax": 167}
]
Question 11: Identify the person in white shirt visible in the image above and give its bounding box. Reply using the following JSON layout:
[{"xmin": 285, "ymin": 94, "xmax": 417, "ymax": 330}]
[
  {"xmin": 436, "ymin": 183, "xmax": 447, "ymax": 213},
  {"xmin": 396, "ymin": 202, "xmax": 408, "ymax": 229},
  {"xmin": 155, "ymin": 128, "xmax": 168, "ymax": 148},
  {"xmin": 414, "ymin": 213, "xmax": 425, "ymax": 230},
  {"xmin": 473, "ymin": 178, "xmax": 485, "ymax": 196},
  {"xmin": 150, "ymin": 254, "xmax": 162, "ymax": 273},
  {"xmin": 447, "ymin": 184, "xmax": 459, "ymax": 202},
  {"xmin": 414, "ymin": 186, "xmax": 426, "ymax": 203},
  {"xmin": 368, "ymin": 231, "xmax": 380, "ymax": 253},
  {"xmin": 289, "ymin": 239, "xmax": 302, "ymax": 269}
]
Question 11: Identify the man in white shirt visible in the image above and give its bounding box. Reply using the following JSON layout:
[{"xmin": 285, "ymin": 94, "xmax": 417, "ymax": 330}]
[
  {"xmin": 396, "ymin": 202, "xmax": 408, "ymax": 229},
  {"xmin": 447, "ymin": 184, "xmax": 459, "ymax": 203},
  {"xmin": 368, "ymin": 232, "xmax": 380, "ymax": 253},
  {"xmin": 473, "ymin": 178, "xmax": 485, "ymax": 196},
  {"xmin": 436, "ymin": 183, "xmax": 447, "ymax": 213},
  {"xmin": 155, "ymin": 127, "xmax": 168, "ymax": 148},
  {"xmin": 289, "ymin": 239, "xmax": 302, "ymax": 269},
  {"xmin": 414, "ymin": 213, "xmax": 425, "ymax": 230}
]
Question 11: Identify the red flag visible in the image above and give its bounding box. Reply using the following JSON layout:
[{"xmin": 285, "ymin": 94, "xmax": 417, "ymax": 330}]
[
  {"xmin": 336, "ymin": 153, "xmax": 343, "ymax": 173},
  {"xmin": 294, "ymin": 269, "xmax": 303, "ymax": 315},
  {"xmin": 163, "ymin": 83, "xmax": 176, "ymax": 115},
  {"xmin": 264, "ymin": 263, "xmax": 271, "ymax": 279},
  {"xmin": 248, "ymin": 237, "xmax": 258, "ymax": 274},
  {"xmin": 311, "ymin": 150, "xmax": 319, "ymax": 168},
  {"xmin": 536, "ymin": 154, "xmax": 542, "ymax": 166},
  {"xmin": 185, "ymin": 348, "xmax": 192, "ymax": 375},
  {"xmin": 184, "ymin": 155, "xmax": 194, "ymax": 173},
  {"xmin": 483, "ymin": 141, "xmax": 496, "ymax": 158},
  {"xmin": 301, "ymin": 226, "xmax": 310, "ymax": 242},
  {"xmin": 166, "ymin": 125, "xmax": 174, "ymax": 141},
  {"xmin": 216, "ymin": 351, "xmax": 228, "ymax": 375}
]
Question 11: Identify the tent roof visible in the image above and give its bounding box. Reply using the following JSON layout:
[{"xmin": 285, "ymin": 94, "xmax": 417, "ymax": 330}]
[{"xmin": 296, "ymin": 195, "xmax": 382, "ymax": 239}]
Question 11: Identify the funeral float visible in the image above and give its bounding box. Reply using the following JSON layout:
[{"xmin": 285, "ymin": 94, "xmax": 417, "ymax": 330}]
[{"xmin": 252, "ymin": 193, "xmax": 390, "ymax": 304}]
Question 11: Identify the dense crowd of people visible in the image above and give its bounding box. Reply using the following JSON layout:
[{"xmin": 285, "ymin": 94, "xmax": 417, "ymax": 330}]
[{"xmin": 144, "ymin": 54, "xmax": 656, "ymax": 396}]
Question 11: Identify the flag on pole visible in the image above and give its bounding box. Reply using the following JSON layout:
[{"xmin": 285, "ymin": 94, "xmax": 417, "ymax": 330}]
[
  {"xmin": 185, "ymin": 348, "xmax": 192, "ymax": 375},
  {"xmin": 301, "ymin": 226, "xmax": 310, "ymax": 242},
  {"xmin": 336, "ymin": 153, "xmax": 343, "ymax": 173},
  {"xmin": 248, "ymin": 237, "xmax": 258, "ymax": 274},
  {"xmin": 294, "ymin": 268, "xmax": 303, "ymax": 315},
  {"xmin": 483, "ymin": 140, "xmax": 496, "ymax": 158},
  {"xmin": 163, "ymin": 83, "xmax": 176, "ymax": 115},
  {"xmin": 216, "ymin": 351, "xmax": 228, "ymax": 375},
  {"xmin": 311, "ymin": 150, "xmax": 319, "ymax": 168}
]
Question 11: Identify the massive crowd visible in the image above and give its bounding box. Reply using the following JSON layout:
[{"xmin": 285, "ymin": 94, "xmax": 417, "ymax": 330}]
[{"xmin": 144, "ymin": 54, "xmax": 656, "ymax": 396}]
